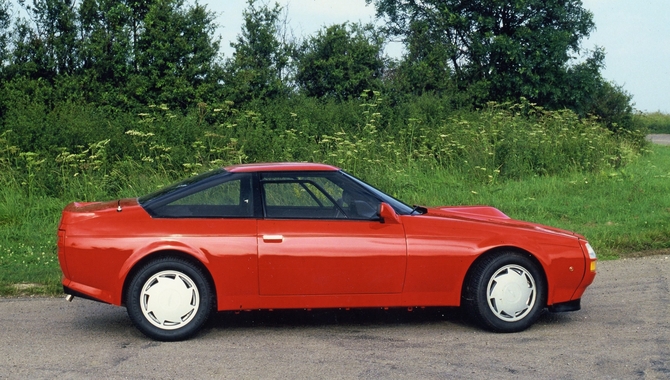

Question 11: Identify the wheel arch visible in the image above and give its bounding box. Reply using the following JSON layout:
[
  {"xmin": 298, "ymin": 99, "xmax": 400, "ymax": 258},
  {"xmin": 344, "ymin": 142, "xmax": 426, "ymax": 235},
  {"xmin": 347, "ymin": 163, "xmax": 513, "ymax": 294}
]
[
  {"xmin": 461, "ymin": 246, "xmax": 548, "ymax": 307},
  {"xmin": 121, "ymin": 249, "xmax": 217, "ymax": 309}
]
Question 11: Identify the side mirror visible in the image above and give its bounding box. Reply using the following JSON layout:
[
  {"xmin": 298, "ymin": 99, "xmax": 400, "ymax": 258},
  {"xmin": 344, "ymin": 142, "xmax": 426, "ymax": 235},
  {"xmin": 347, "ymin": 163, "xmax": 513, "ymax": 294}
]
[{"xmin": 378, "ymin": 202, "xmax": 401, "ymax": 224}]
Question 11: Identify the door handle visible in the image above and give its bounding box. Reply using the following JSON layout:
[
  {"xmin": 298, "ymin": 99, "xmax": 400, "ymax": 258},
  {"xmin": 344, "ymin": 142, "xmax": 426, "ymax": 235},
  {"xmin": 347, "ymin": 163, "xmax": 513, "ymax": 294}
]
[{"xmin": 262, "ymin": 235, "xmax": 284, "ymax": 242}]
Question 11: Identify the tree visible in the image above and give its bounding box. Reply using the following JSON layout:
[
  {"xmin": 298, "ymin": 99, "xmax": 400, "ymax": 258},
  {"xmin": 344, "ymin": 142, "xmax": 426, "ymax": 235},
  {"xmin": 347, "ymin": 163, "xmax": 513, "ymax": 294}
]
[
  {"xmin": 134, "ymin": 0, "xmax": 222, "ymax": 107},
  {"xmin": 367, "ymin": 0, "xmax": 596, "ymax": 105},
  {"xmin": 125, "ymin": 0, "xmax": 155, "ymax": 72},
  {"xmin": 11, "ymin": 0, "xmax": 79, "ymax": 78},
  {"xmin": 548, "ymin": 47, "xmax": 635, "ymax": 131},
  {"xmin": 589, "ymin": 81, "xmax": 634, "ymax": 131},
  {"xmin": 222, "ymin": 0, "xmax": 292, "ymax": 103},
  {"xmin": 3, "ymin": 0, "xmax": 221, "ymax": 109},
  {"xmin": 386, "ymin": 19, "xmax": 453, "ymax": 96},
  {"xmin": 0, "ymin": 0, "xmax": 11, "ymax": 122},
  {"xmin": 77, "ymin": 0, "xmax": 133, "ymax": 88},
  {"xmin": 295, "ymin": 23, "xmax": 385, "ymax": 99},
  {"xmin": 0, "ymin": 0, "xmax": 10, "ymax": 69}
]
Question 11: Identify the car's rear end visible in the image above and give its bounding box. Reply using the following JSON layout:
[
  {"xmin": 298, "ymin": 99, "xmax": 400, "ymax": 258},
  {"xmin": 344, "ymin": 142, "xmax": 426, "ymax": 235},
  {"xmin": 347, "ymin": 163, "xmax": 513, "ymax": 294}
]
[{"xmin": 58, "ymin": 199, "xmax": 145, "ymax": 305}]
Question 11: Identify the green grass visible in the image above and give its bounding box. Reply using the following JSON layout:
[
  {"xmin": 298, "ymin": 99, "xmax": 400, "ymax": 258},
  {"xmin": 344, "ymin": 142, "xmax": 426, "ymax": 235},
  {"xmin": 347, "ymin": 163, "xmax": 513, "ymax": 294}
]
[
  {"xmin": 384, "ymin": 145, "xmax": 670, "ymax": 260},
  {"xmin": 0, "ymin": 97, "xmax": 657, "ymax": 296},
  {"xmin": 2, "ymin": 145, "xmax": 669, "ymax": 297},
  {"xmin": 0, "ymin": 191, "xmax": 63, "ymax": 296}
]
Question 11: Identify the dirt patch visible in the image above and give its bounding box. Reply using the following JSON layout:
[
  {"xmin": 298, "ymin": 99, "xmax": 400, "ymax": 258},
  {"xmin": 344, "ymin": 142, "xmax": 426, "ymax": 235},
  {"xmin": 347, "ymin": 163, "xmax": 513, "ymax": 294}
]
[
  {"xmin": 12, "ymin": 283, "xmax": 43, "ymax": 290},
  {"xmin": 646, "ymin": 134, "xmax": 670, "ymax": 145},
  {"xmin": 620, "ymin": 248, "xmax": 670, "ymax": 258},
  {"xmin": 6, "ymin": 283, "xmax": 48, "ymax": 296}
]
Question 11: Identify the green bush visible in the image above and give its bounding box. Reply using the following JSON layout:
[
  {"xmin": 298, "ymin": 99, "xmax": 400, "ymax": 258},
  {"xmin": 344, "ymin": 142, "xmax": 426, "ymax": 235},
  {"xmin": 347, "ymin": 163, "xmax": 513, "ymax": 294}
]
[
  {"xmin": 635, "ymin": 112, "xmax": 670, "ymax": 134},
  {"xmin": 0, "ymin": 91, "xmax": 646, "ymax": 202}
]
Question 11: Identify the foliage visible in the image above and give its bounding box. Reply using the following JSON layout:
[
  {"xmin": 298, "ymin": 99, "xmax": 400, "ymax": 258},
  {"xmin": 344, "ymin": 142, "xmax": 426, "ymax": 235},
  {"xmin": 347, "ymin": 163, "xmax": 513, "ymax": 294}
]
[
  {"xmin": 0, "ymin": 0, "xmax": 638, "ymax": 135},
  {"xmin": 587, "ymin": 81, "xmax": 635, "ymax": 131},
  {"xmin": 4, "ymin": 0, "xmax": 222, "ymax": 110},
  {"xmin": 635, "ymin": 112, "xmax": 670, "ymax": 134},
  {"xmin": 0, "ymin": 129, "xmax": 666, "ymax": 296},
  {"xmin": 549, "ymin": 49, "xmax": 635, "ymax": 132},
  {"xmin": 295, "ymin": 23, "xmax": 386, "ymax": 99},
  {"xmin": 222, "ymin": 0, "xmax": 292, "ymax": 103},
  {"xmin": 385, "ymin": 19, "xmax": 454, "ymax": 96},
  {"xmin": 77, "ymin": 0, "xmax": 134, "ymax": 91},
  {"xmin": 134, "ymin": 0, "xmax": 222, "ymax": 107},
  {"xmin": 0, "ymin": 0, "xmax": 10, "ymax": 66},
  {"xmin": 12, "ymin": 0, "xmax": 79, "ymax": 79},
  {"xmin": 368, "ymin": 1, "xmax": 597, "ymax": 104},
  {"xmin": 0, "ymin": 90, "xmax": 645, "ymax": 199}
]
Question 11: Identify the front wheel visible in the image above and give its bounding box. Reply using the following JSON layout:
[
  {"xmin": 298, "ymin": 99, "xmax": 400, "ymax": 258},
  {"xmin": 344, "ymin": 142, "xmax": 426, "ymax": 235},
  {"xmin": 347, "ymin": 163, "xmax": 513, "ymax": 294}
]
[
  {"xmin": 126, "ymin": 257, "xmax": 214, "ymax": 341},
  {"xmin": 463, "ymin": 252, "xmax": 546, "ymax": 333}
]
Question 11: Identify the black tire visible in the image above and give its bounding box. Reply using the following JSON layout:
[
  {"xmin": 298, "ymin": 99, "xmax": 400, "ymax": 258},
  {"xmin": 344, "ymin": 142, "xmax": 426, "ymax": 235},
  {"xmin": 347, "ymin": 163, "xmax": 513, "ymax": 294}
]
[
  {"xmin": 462, "ymin": 252, "xmax": 546, "ymax": 333},
  {"xmin": 126, "ymin": 256, "xmax": 214, "ymax": 341}
]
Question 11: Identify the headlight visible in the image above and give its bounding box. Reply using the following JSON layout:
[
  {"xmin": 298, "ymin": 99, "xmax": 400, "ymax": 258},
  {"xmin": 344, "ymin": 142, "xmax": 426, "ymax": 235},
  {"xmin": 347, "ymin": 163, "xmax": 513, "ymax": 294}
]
[{"xmin": 585, "ymin": 242, "xmax": 597, "ymax": 259}]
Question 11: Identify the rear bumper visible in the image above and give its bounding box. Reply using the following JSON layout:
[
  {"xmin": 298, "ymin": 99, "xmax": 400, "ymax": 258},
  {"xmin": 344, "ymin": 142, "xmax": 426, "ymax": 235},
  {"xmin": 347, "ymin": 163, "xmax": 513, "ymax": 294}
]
[
  {"xmin": 62, "ymin": 278, "xmax": 117, "ymax": 305},
  {"xmin": 63, "ymin": 285, "xmax": 111, "ymax": 304}
]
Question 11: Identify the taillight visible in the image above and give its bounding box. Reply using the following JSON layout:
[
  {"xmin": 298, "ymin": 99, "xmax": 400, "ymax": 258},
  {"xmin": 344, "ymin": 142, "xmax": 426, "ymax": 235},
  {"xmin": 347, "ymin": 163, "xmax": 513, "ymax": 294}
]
[
  {"xmin": 583, "ymin": 241, "xmax": 597, "ymax": 272},
  {"xmin": 57, "ymin": 229, "xmax": 69, "ymax": 277},
  {"xmin": 57, "ymin": 229, "xmax": 66, "ymax": 247}
]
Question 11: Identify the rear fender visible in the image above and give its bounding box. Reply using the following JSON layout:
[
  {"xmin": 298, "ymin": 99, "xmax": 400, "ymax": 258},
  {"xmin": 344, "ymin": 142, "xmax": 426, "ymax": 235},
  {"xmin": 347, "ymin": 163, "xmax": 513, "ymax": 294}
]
[{"xmin": 117, "ymin": 240, "xmax": 211, "ymax": 303}]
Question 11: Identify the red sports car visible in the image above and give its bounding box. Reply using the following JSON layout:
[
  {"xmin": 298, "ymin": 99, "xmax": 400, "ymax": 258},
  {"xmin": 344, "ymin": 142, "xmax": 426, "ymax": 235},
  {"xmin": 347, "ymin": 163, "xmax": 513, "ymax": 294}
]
[{"xmin": 58, "ymin": 162, "xmax": 597, "ymax": 341}]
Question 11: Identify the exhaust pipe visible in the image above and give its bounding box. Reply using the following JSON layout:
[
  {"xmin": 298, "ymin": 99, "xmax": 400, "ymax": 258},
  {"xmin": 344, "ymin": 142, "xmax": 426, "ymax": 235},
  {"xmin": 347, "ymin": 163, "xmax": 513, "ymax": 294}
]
[{"xmin": 65, "ymin": 294, "xmax": 74, "ymax": 302}]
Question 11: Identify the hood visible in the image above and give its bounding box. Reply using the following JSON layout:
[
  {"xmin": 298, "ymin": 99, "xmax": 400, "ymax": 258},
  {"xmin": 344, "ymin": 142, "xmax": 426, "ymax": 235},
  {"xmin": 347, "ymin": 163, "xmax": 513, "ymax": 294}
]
[{"xmin": 426, "ymin": 205, "xmax": 582, "ymax": 239}]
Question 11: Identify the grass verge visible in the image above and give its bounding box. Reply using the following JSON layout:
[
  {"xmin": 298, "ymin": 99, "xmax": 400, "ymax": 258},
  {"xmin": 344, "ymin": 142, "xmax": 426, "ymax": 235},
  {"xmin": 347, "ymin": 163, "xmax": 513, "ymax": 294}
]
[{"xmin": 1, "ymin": 145, "xmax": 669, "ymax": 297}]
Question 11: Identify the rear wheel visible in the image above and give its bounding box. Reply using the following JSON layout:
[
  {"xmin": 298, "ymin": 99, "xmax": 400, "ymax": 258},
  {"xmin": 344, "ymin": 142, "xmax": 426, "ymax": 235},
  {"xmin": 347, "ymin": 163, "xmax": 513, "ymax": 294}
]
[
  {"xmin": 463, "ymin": 252, "xmax": 546, "ymax": 333},
  {"xmin": 126, "ymin": 257, "xmax": 213, "ymax": 341}
]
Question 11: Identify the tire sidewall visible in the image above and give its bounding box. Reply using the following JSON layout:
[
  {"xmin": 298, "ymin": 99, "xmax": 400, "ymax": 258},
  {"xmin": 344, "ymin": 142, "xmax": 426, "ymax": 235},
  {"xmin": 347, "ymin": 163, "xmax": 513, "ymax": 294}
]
[
  {"xmin": 468, "ymin": 253, "xmax": 546, "ymax": 333},
  {"xmin": 126, "ymin": 257, "xmax": 213, "ymax": 341}
]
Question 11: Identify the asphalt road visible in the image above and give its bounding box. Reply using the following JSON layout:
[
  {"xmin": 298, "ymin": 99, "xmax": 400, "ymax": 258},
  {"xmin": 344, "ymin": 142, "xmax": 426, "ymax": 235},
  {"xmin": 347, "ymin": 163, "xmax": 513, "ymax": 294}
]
[{"xmin": 1, "ymin": 255, "xmax": 669, "ymax": 379}]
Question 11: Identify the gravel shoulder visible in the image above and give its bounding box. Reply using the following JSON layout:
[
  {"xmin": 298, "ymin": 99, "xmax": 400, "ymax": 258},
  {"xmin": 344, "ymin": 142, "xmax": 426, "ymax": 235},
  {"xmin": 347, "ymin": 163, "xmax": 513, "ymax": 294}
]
[{"xmin": 1, "ymin": 255, "xmax": 669, "ymax": 379}]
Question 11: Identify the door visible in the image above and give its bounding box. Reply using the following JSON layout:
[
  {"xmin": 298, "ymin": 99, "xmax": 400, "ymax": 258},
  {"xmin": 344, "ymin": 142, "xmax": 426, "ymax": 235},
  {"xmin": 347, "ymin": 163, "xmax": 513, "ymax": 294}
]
[{"xmin": 256, "ymin": 172, "xmax": 407, "ymax": 295}]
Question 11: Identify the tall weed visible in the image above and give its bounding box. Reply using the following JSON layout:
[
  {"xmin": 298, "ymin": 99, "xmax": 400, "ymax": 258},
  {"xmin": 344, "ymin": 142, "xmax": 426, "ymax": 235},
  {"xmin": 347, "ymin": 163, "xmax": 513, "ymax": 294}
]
[
  {"xmin": 0, "ymin": 93, "xmax": 645, "ymax": 202},
  {"xmin": 0, "ymin": 94, "xmax": 662, "ymax": 294}
]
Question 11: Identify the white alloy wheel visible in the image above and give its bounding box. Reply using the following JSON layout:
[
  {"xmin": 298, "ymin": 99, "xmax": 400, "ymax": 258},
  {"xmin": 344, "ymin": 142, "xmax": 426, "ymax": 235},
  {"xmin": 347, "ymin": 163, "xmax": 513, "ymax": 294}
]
[
  {"xmin": 140, "ymin": 270, "xmax": 200, "ymax": 330},
  {"xmin": 486, "ymin": 264, "xmax": 536, "ymax": 322}
]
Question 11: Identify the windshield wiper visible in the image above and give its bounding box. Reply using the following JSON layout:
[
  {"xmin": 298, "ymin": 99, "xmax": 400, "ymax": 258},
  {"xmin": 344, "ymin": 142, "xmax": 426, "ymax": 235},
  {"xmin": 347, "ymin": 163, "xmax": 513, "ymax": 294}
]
[{"xmin": 410, "ymin": 205, "xmax": 427, "ymax": 215}]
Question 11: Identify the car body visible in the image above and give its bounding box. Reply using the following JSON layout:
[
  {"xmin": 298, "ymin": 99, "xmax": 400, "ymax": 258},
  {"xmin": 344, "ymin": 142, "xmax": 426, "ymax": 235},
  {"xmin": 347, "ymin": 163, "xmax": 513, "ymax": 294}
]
[{"xmin": 58, "ymin": 162, "xmax": 597, "ymax": 340}]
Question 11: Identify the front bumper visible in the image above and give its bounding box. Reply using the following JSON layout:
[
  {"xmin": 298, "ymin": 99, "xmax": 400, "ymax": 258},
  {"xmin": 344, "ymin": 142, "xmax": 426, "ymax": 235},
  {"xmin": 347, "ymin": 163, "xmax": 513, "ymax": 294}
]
[{"xmin": 548, "ymin": 298, "xmax": 581, "ymax": 313}]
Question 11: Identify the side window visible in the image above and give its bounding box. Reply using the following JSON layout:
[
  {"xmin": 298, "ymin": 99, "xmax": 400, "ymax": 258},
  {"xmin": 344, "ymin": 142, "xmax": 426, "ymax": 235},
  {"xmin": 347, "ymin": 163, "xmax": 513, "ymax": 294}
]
[
  {"xmin": 264, "ymin": 182, "xmax": 323, "ymax": 207},
  {"xmin": 151, "ymin": 174, "xmax": 253, "ymax": 218},
  {"xmin": 172, "ymin": 180, "xmax": 241, "ymax": 206},
  {"xmin": 310, "ymin": 177, "xmax": 343, "ymax": 203},
  {"xmin": 260, "ymin": 172, "xmax": 379, "ymax": 220},
  {"xmin": 335, "ymin": 189, "xmax": 379, "ymax": 220}
]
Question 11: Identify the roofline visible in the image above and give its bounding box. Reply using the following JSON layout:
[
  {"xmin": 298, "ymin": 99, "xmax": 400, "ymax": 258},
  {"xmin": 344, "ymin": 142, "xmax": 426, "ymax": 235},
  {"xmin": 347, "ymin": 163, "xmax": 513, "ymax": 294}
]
[{"xmin": 224, "ymin": 162, "xmax": 340, "ymax": 173}]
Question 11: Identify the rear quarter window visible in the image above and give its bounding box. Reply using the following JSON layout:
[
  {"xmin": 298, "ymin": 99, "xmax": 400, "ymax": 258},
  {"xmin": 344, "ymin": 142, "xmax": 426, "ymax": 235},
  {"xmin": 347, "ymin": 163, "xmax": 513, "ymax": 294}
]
[{"xmin": 146, "ymin": 173, "xmax": 253, "ymax": 218}]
